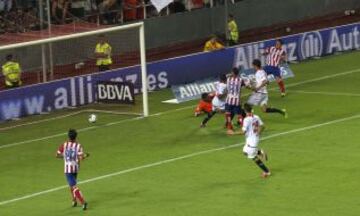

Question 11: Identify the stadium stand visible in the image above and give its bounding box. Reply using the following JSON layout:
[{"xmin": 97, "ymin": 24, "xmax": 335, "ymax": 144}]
[{"xmin": 0, "ymin": 1, "xmax": 360, "ymax": 90}]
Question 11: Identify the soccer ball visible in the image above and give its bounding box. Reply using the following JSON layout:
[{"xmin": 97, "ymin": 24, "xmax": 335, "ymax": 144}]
[{"xmin": 88, "ymin": 114, "xmax": 97, "ymax": 123}]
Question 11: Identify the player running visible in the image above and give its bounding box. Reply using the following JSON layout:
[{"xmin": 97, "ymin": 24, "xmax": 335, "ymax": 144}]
[
  {"xmin": 247, "ymin": 59, "xmax": 287, "ymax": 117},
  {"xmin": 263, "ymin": 39, "xmax": 287, "ymax": 97},
  {"xmin": 227, "ymin": 103, "xmax": 271, "ymax": 178},
  {"xmin": 56, "ymin": 129, "xmax": 89, "ymax": 210},
  {"xmin": 200, "ymin": 74, "xmax": 228, "ymax": 127},
  {"xmin": 225, "ymin": 68, "xmax": 247, "ymax": 131}
]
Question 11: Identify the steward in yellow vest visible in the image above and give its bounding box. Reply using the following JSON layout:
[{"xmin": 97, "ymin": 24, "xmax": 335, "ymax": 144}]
[
  {"xmin": 227, "ymin": 14, "xmax": 239, "ymax": 46},
  {"xmin": 203, "ymin": 35, "xmax": 224, "ymax": 52},
  {"xmin": 95, "ymin": 35, "xmax": 113, "ymax": 72},
  {"xmin": 2, "ymin": 54, "xmax": 22, "ymax": 88}
]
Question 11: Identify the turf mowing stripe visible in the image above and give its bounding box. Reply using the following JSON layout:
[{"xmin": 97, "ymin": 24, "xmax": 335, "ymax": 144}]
[
  {"xmin": 1, "ymin": 67, "xmax": 360, "ymax": 149},
  {"xmin": 0, "ymin": 113, "xmax": 359, "ymax": 206}
]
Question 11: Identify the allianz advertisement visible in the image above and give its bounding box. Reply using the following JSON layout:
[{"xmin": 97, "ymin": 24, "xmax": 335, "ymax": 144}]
[
  {"xmin": 0, "ymin": 22, "xmax": 359, "ymax": 121},
  {"xmin": 233, "ymin": 23, "xmax": 360, "ymax": 69}
]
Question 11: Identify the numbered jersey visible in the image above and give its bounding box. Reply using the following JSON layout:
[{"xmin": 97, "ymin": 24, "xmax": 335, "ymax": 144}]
[
  {"xmin": 226, "ymin": 76, "xmax": 244, "ymax": 106},
  {"xmin": 242, "ymin": 114, "xmax": 264, "ymax": 147},
  {"xmin": 57, "ymin": 141, "xmax": 84, "ymax": 173}
]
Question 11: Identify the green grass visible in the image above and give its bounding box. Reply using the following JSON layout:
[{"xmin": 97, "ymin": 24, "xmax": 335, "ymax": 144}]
[{"xmin": 1, "ymin": 51, "xmax": 360, "ymax": 216}]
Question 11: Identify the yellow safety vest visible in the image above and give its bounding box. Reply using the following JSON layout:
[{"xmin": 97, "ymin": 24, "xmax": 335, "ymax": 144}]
[
  {"xmin": 2, "ymin": 61, "xmax": 22, "ymax": 87},
  {"xmin": 95, "ymin": 43, "xmax": 113, "ymax": 66},
  {"xmin": 228, "ymin": 20, "xmax": 239, "ymax": 42},
  {"xmin": 203, "ymin": 40, "xmax": 224, "ymax": 52}
]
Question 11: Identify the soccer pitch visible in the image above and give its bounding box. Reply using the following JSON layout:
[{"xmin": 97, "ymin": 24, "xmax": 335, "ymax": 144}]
[{"xmin": 1, "ymin": 51, "xmax": 360, "ymax": 216}]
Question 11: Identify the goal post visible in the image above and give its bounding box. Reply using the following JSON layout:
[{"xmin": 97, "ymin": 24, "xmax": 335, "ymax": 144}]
[
  {"xmin": 139, "ymin": 24, "xmax": 149, "ymax": 117},
  {"xmin": 0, "ymin": 22, "xmax": 149, "ymax": 117}
]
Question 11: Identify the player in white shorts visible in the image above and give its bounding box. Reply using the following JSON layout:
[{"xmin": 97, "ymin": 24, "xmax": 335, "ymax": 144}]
[
  {"xmin": 227, "ymin": 103, "xmax": 271, "ymax": 178},
  {"xmin": 247, "ymin": 59, "xmax": 287, "ymax": 118},
  {"xmin": 200, "ymin": 74, "xmax": 227, "ymax": 127},
  {"xmin": 212, "ymin": 74, "xmax": 227, "ymax": 112}
]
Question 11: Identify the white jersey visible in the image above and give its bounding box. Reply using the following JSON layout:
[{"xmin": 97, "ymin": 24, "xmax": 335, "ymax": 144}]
[
  {"xmin": 212, "ymin": 82, "xmax": 227, "ymax": 110},
  {"xmin": 254, "ymin": 69, "xmax": 268, "ymax": 94},
  {"xmin": 214, "ymin": 82, "xmax": 227, "ymax": 101},
  {"xmin": 242, "ymin": 114, "xmax": 264, "ymax": 147}
]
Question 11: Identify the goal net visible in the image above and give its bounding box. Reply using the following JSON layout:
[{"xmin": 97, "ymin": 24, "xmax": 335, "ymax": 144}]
[{"xmin": 0, "ymin": 22, "xmax": 149, "ymax": 118}]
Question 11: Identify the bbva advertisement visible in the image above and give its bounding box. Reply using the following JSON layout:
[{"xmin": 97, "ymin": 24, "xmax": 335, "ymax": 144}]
[{"xmin": 0, "ymin": 22, "xmax": 359, "ymax": 121}]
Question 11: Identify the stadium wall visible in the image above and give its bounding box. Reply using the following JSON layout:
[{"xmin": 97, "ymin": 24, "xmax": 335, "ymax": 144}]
[
  {"xmin": 145, "ymin": 0, "xmax": 360, "ymax": 48},
  {"xmin": 1, "ymin": 22, "xmax": 360, "ymax": 121}
]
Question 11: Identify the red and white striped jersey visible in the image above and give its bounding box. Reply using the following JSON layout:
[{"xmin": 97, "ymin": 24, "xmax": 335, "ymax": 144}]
[
  {"xmin": 226, "ymin": 76, "xmax": 244, "ymax": 106},
  {"xmin": 266, "ymin": 46, "xmax": 286, "ymax": 67},
  {"xmin": 57, "ymin": 141, "xmax": 84, "ymax": 173}
]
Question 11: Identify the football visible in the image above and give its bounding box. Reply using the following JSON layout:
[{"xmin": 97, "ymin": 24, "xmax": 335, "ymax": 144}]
[{"xmin": 88, "ymin": 114, "xmax": 97, "ymax": 123}]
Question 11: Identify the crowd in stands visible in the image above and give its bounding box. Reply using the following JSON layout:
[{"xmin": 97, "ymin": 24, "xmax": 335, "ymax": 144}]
[
  {"xmin": 0, "ymin": 0, "xmax": 40, "ymax": 33},
  {"xmin": 0, "ymin": 0, "xmax": 235, "ymax": 34}
]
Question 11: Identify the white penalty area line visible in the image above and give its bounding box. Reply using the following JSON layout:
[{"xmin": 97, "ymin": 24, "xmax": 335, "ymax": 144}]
[
  {"xmin": 284, "ymin": 67, "xmax": 360, "ymax": 88},
  {"xmin": 0, "ymin": 106, "xmax": 192, "ymax": 150},
  {"xmin": 283, "ymin": 90, "xmax": 360, "ymax": 97},
  {"xmin": 1, "ymin": 67, "xmax": 360, "ymax": 149},
  {"xmin": 0, "ymin": 109, "xmax": 141, "ymax": 132},
  {"xmin": 1, "ymin": 113, "xmax": 359, "ymax": 206}
]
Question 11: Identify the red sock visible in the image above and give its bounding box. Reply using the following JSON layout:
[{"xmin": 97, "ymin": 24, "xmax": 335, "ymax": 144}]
[
  {"xmin": 237, "ymin": 116, "xmax": 243, "ymax": 126},
  {"xmin": 225, "ymin": 113, "xmax": 233, "ymax": 130},
  {"xmin": 277, "ymin": 80, "xmax": 286, "ymax": 93},
  {"xmin": 73, "ymin": 187, "xmax": 85, "ymax": 204},
  {"xmin": 70, "ymin": 187, "xmax": 76, "ymax": 202}
]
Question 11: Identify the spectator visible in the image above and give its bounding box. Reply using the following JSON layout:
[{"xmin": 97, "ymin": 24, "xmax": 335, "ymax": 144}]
[
  {"xmin": 123, "ymin": 0, "xmax": 143, "ymax": 22},
  {"xmin": 2, "ymin": 54, "xmax": 22, "ymax": 89},
  {"xmin": 97, "ymin": 0, "xmax": 121, "ymax": 24},
  {"xmin": 52, "ymin": 0, "xmax": 70, "ymax": 24},
  {"xmin": 168, "ymin": 0, "xmax": 185, "ymax": 13},
  {"xmin": 203, "ymin": 35, "xmax": 224, "ymax": 52},
  {"xmin": 0, "ymin": 0, "xmax": 13, "ymax": 13},
  {"xmin": 94, "ymin": 34, "xmax": 112, "ymax": 71},
  {"xmin": 23, "ymin": 6, "xmax": 41, "ymax": 31},
  {"xmin": 185, "ymin": 0, "xmax": 204, "ymax": 11},
  {"xmin": 227, "ymin": 14, "xmax": 238, "ymax": 46},
  {"xmin": 70, "ymin": 0, "xmax": 86, "ymax": 19}
]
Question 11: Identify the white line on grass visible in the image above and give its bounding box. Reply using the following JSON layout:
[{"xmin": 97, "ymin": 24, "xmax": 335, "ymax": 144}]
[
  {"xmin": 0, "ymin": 111, "xmax": 84, "ymax": 131},
  {"xmin": 285, "ymin": 90, "xmax": 360, "ymax": 97},
  {"xmin": 0, "ymin": 106, "xmax": 193, "ymax": 149},
  {"xmin": 0, "ymin": 113, "xmax": 359, "ymax": 206},
  {"xmin": 284, "ymin": 68, "xmax": 360, "ymax": 88},
  {"xmin": 0, "ymin": 109, "xmax": 141, "ymax": 131},
  {"xmin": 1, "ymin": 67, "xmax": 360, "ymax": 149}
]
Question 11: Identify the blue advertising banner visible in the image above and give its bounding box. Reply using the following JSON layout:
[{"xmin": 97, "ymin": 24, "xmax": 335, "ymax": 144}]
[
  {"xmin": 233, "ymin": 22, "xmax": 360, "ymax": 70},
  {"xmin": 0, "ymin": 49, "xmax": 234, "ymax": 121},
  {"xmin": 0, "ymin": 22, "xmax": 359, "ymax": 121},
  {"xmin": 171, "ymin": 64, "xmax": 295, "ymax": 103}
]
